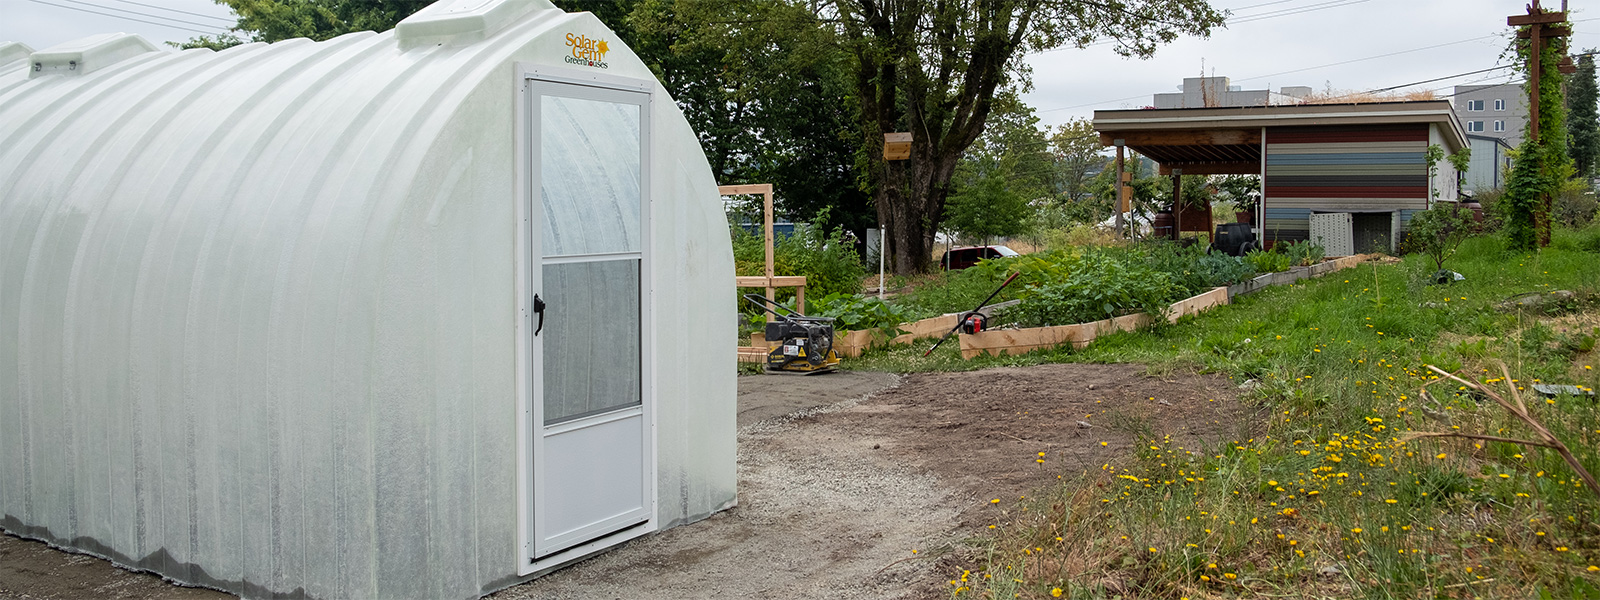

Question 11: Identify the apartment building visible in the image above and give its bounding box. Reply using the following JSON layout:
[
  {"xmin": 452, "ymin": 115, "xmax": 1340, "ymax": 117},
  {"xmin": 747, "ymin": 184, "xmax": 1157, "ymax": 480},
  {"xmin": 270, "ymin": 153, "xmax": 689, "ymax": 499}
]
[
  {"xmin": 1452, "ymin": 82, "xmax": 1525, "ymax": 147},
  {"xmin": 1153, "ymin": 76, "xmax": 1313, "ymax": 109}
]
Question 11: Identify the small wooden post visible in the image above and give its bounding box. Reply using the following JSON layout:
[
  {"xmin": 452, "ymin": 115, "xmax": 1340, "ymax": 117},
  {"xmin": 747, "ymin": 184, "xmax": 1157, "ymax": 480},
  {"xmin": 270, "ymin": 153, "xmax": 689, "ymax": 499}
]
[{"xmin": 763, "ymin": 188, "xmax": 774, "ymax": 301}]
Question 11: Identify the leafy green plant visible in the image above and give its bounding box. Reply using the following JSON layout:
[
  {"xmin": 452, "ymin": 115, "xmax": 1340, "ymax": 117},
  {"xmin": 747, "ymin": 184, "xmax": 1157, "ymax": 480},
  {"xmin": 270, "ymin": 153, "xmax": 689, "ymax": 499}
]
[
  {"xmin": 1278, "ymin": 240, "xmax": 1326, "ymax": 266},
  {"xmin": 1244, "ymin": 249, "xmax": 1291, "ymax": 273},
  {"xmin": 1143, "ymin": 242, "xmax": 1256, "ymax": 296},
  {"xmin": 732, "ymin": 213, "xmax": 866, "ymax": 313},
  {"xmin": 806, "ymin": 293, "xmax": 912, "ymax": 335},
  {"xmin": 1004, "ymin": 250, "xmax": 1177, "ymax": 327}
]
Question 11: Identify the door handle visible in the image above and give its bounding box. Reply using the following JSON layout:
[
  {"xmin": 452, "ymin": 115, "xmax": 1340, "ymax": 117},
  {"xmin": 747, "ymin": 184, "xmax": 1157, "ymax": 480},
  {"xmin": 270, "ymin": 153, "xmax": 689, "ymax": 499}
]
[{"xmin": 534, "ymin": 294, "xmax": 546, "ymax": 336}]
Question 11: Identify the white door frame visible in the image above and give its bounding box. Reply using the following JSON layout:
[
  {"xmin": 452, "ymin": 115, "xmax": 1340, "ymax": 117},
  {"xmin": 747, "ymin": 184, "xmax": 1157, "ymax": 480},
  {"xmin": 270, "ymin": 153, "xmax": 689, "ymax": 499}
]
[{"xmin": 514, "ymin": 63, "xmax": 657, "ymax": 576}]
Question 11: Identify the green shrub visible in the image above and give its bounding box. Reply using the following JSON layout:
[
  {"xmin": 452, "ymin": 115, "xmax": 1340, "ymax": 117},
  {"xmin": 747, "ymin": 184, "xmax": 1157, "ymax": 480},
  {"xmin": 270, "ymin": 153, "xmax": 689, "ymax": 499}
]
[
  {"xmin": 1278, "ymin": 239, "xmax": 1326, "ymax": 266},
  {"xmin": 1562, "ymin": 223, "xmax": 1600, "ymax": 253},
  {"xmin": 806, "ymin": 293, "xmax": 913, "ymax": 334},
  {"xmin": 732, "ymin": 215, "xmax": 865, "ymax": 311},
  {"xmin": 1245, "ymin": 249, "xmax": 1292, "ymax": 273},
  {"xmin": 1143, "ymin": 242, "xmax": 1256, "ymax": 296}
]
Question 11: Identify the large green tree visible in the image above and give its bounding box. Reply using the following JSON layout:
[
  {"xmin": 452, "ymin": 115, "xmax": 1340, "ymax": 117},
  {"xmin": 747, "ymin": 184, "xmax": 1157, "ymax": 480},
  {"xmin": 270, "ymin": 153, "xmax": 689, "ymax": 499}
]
[
  {"xmin": 1049, "ymin": 118, "xmax": 1107, "ymax": 207},
  {"xmin": 626, "ymin": 0, "xmax": 873, "ymax": 236},
  {"xmin": 943, "ymin": 94, "xmax": 1051, "ymax": 243},
  {"xmin": 1567, "ymin": 52, "xmax": 1599, "ymax": 181},
  {"xmin": 829, "ymin": 0, "xmax": 1224, "ymax": 273},
  {"xmin": 184, "ymin": 0, "xmax": 875, "ymax": 236}
]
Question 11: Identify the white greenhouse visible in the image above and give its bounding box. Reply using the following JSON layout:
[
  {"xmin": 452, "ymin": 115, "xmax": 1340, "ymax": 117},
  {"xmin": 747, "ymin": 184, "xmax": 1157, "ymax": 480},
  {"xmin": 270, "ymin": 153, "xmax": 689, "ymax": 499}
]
[{"xmin": 0, "ymin": 0, "xmax": 737, "ymax": 598}]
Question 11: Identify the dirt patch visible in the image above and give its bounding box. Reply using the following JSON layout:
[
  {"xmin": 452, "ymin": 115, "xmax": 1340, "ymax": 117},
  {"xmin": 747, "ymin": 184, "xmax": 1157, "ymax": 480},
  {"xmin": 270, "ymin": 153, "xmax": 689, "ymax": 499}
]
[
  {"xmin": 0, "ymin": 534, "xmax": 229, "ymax": 600},
  {"xmin": 497, "ymin": 373, "xmax": 950, "ymax": 600},
  {"xmin": 3, "ymin": 364, "xmax": 1251, "ymax": 600},
  {"xmin": 736, "ymin": 371, "xmax": 899, "ymax": 427},
  {"xmin": 811, "ymin": 363, "xmax": 1255, "ymax": 529},
  {"xmin": 506, "ymin": 363, "xmax": 1251, "ymax": 599},
  {"xmin": 1546, "ymin": 310, "xmax": 1600, "ymax": 381}
]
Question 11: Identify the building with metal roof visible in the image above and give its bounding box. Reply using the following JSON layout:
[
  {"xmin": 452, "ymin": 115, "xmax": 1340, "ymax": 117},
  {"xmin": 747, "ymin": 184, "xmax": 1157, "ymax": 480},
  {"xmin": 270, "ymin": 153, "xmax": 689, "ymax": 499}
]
[{"xmin": 1094, "ymin": 101, "xmax": 1468, "ymax": 253}]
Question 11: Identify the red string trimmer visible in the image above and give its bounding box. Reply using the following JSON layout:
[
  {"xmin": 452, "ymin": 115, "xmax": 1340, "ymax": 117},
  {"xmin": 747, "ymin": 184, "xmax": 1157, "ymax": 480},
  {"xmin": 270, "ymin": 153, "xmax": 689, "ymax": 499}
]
[{"xmin": 923, "ymin": 271, "xmax": 1020, "ymax": 357}]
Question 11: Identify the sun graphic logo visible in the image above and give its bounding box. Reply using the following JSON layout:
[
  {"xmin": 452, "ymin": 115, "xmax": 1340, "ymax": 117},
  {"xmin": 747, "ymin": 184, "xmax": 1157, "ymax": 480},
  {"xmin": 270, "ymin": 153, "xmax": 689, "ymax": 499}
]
[{"xmin": 564, "ymin": 33, "xmax": 611, "ymax": 69}]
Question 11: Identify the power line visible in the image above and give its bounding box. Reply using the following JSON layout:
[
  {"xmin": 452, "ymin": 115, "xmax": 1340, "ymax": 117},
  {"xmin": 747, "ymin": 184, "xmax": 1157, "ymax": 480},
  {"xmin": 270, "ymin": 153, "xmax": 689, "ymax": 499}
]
[
  {"xmin": 1229, "ymin": 0, "xmax": 1371, "ymax": 25},
  {"xmin": 23, "ymin": 0, "xmax": 229, "ymax": 35},
  {"xmin": 52, "ymin": 0, "xmax": 232, "ymax": 31},
  {"xmin": 1363, "ymin": 65, "xmax": 1514, "ymax": 94},
  {"xmin": 1040, "ymin": 0, "xmax": 1372, "ymax": 54},
  {"xmin": 1039, "ymin": 33, "xmax": 1510, "ymax": 114},
  {"xmin": 102, "ymin": 0, "xmax": 235, "ymax": 24},
  {"xmin": 1234, "ymin": 34, "xmax": 1506, "ymax": 84},
  {"xmin": 1034, "ymin": 11, "xmax": 1600, "ymax": 114},
  {"xmin": 1363, "ymin": 50, "xmax": 1598, "ymax": 94},
  {"xmin": 1222, "ymin": 0, "xmax": 1307, "ymax": 12}
]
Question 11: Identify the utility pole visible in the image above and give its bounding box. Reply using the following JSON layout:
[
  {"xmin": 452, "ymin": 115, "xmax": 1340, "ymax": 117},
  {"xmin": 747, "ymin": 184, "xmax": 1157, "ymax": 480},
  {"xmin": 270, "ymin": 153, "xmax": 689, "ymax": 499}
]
[{"xmin": 1509, "ymin": 0, "xmax": 1575, "ymax": 246}]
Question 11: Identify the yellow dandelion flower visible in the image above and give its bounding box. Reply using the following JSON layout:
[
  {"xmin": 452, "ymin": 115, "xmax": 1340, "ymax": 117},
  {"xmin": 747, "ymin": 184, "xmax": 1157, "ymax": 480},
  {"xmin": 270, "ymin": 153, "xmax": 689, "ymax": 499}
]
[{"xmin": 1052, "ymin": 589, "xmax": 1063, "ymax": 598}]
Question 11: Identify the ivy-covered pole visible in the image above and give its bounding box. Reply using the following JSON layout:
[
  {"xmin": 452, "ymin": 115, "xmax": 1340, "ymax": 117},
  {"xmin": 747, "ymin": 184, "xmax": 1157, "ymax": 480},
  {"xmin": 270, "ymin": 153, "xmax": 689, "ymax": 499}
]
[{"xmin": 1504, "ymin": 3, "xmax": 1576, "ymax": 249}]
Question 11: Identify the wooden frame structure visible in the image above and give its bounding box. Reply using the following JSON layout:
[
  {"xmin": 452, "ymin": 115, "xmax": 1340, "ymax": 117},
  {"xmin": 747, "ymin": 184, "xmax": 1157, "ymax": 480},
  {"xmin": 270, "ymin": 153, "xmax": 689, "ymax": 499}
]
[{"xmin": 721, "ymin": 183, "xmax": 806, "ymax": 313}]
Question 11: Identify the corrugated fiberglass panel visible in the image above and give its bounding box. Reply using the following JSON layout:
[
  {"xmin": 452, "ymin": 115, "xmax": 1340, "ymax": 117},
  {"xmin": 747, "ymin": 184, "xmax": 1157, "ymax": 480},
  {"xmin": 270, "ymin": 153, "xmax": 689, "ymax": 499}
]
[{"xmin": 540, "ymin": 96, "xmax": 640, "ymax": 257}]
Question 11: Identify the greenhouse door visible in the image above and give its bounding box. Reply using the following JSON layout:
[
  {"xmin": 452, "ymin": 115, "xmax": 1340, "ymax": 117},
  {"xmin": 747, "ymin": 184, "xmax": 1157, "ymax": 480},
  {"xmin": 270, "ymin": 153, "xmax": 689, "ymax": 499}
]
[{"xmin": 524, "ymin": 74, "xmax": 653, "ymax": 563}]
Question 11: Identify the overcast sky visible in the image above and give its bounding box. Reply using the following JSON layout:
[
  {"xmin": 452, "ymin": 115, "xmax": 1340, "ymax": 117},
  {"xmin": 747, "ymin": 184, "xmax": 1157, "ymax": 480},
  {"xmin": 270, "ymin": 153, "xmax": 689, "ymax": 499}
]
[
  {"xmin": 1024, "ymin": 0, "xmax": 1600, "ymax": 128},
  {"xmin": 0, "ymin": 0, "xmax": 236, "ymax": 49},
  {"xmin": 2, "ymin": 0, "xmax": 1597, "ymax": 129}
]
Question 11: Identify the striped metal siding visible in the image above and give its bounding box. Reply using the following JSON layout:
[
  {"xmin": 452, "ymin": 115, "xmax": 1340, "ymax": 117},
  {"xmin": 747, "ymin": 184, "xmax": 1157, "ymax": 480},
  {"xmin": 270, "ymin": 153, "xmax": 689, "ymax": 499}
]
[{"xmin": 1264, "ymin": 125, "xmax": 1429, "ymax": 243}]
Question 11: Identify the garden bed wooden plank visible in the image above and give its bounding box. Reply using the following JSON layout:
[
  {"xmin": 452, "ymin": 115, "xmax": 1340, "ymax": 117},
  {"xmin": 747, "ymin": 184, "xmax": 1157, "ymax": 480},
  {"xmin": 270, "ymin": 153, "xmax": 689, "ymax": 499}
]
[
  {"xmin": 956, "ymin": 287, "xmax": 1229, "ymax": 359},
  {"xmin": 832, "ymin": 313, "xmax": 966, "ymax": 358},
  {"xmin": 737, "ymin": 346, "xmax": 769, "ymax": 363},
  {"xmin": 891, "ymin": 313, "xmax": 961, "ymax": 344}
]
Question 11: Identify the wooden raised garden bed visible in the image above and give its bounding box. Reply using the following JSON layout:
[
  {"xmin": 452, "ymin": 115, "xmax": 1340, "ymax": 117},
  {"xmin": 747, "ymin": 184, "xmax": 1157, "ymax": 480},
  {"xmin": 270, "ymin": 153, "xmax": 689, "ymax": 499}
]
[
  {"xmin": 957, "ymin": 254, "xmax": 1372, "ymax": 360},
  {"xmin": 1226, "ymin": 254, "xmax": 1369, "ymax": 298},
  {"xmin": 957, "ymin": 287, "xmax": 1230, "ymax": 359}
]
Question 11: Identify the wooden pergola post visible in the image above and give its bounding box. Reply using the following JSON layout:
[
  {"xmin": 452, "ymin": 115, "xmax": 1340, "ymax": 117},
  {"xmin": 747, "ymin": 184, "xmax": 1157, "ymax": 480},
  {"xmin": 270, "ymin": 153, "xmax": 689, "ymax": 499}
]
[
  {"xmin": 720, "ymin": 183, "xmax": 807, "ymax": 314},
  {"xmin": 1114, "ymin": 140, "xmax": 1126, "ymax": 237},
  {"xmin": 1170, "ymin": 169, "xmax": 1183, "ymax": 240}
]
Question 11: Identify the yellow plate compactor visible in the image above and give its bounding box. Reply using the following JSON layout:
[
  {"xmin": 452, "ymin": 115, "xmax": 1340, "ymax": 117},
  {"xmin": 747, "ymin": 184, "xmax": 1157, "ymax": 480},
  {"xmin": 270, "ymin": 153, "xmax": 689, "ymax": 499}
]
[{"xmin": 744, "ymin": 294, "xmax": 840, "ymax": 374}]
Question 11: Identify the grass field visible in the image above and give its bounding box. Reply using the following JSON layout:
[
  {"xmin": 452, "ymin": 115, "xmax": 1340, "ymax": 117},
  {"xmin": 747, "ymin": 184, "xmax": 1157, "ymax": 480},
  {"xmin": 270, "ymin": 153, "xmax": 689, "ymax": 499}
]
[{"xmin": 849, "ymin": 229, "xmax": 1600, "ymax": 598}]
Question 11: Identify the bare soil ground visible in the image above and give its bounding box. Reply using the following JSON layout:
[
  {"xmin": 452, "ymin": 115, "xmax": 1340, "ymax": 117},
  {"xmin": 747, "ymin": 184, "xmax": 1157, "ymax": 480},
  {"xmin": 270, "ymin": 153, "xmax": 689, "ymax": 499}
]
[
  {"xmin": 0, "ymin": 535, "xmax": 227, "ymax": 600},
  {"xmin": 2, "ymin": 365, "xmax": 1251, "ymax": 600}
]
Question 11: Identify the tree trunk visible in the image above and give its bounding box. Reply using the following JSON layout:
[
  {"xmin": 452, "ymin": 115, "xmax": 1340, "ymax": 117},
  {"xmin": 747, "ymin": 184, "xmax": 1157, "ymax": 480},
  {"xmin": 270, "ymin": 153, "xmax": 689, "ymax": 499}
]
[{"xmin": 874, "ymin": 143, "xmax": 965, "ymax": 274}]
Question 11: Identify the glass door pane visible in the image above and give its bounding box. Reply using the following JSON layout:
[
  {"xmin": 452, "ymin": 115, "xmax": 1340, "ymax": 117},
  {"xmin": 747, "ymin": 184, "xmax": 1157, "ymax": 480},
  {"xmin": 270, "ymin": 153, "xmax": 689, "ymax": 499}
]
[{"xmin": 541, "ymin": 258, "xmax": 640, "ymax": 425}]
